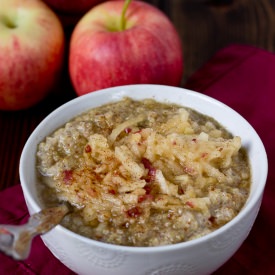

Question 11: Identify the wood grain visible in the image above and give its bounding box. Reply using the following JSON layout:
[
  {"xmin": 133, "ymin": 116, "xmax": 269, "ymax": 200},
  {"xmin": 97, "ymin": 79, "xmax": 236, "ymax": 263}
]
[
  {"xmin": 172, "ymin": 0, "xmax": 275, "ymax": 82},
  {"xmin": 1, "ymin": 0, "xmax": 275, "ymax": 190}
]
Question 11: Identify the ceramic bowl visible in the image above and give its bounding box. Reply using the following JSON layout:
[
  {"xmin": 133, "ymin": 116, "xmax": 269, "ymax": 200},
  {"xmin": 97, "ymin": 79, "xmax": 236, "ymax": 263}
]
[{"xmin": 20, "ymin": 84, "xmax": 268, "ymax": 275}]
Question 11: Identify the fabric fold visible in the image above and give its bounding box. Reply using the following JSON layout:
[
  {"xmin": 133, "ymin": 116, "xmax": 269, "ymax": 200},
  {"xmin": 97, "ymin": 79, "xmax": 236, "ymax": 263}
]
[{"xmin": 186, "ymin": 44, "xmax": 275, "ymax": 275}]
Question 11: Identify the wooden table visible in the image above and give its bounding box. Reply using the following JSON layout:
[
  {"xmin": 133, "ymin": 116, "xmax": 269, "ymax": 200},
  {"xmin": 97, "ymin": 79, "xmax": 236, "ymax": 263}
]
[{"xmin": 1, "ymin": 0, "xmax": 275, "ymax": 190}]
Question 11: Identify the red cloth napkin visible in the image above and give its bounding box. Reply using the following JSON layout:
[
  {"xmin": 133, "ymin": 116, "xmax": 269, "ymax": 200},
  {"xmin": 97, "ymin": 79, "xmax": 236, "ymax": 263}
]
[
  {"xmin": 186, "ymin": 44, "xmax": 275, "ymax": 275},
  {"xmin": 0, "ymin": 185, "xmax": 75, "ymax": 275},
  {"xmin": 0, "ymin": 44, "xmax": 274, "ymax": 274}
]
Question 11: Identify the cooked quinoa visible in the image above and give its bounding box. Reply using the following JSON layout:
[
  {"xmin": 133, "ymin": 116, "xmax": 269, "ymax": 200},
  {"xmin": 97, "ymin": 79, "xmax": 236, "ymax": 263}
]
[{"xmin": 36, "ymin": 97, "xmax": 250, "ymax": 246}]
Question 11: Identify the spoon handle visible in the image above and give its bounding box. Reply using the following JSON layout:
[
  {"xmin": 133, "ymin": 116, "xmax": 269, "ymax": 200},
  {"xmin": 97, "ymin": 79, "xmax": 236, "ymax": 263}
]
[{"xmin": 0, "ymin": 203, "xmax": 70, "ymax": 260}]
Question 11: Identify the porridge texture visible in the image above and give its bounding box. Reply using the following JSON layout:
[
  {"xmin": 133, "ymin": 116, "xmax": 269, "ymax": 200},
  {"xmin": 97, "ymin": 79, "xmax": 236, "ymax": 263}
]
[{"xmin": 36, "ymin": 98, "xmax": 250, "ymax": 246}]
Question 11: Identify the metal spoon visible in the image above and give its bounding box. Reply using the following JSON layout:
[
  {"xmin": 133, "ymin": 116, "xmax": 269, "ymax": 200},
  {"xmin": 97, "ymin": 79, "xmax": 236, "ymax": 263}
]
[{"xmin": 0, "ymin": 203, "xmax": 71, "ymax": 260}]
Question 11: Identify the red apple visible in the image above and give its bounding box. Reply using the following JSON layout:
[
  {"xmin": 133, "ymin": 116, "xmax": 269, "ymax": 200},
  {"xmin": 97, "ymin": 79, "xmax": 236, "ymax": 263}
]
[
  {"xmin": 0, "ymin": 0, "xmax": 65, "ymax": 111},
  {"xmin": 69, "ymin": 0, "xmax": 183, "ymax": 96}
]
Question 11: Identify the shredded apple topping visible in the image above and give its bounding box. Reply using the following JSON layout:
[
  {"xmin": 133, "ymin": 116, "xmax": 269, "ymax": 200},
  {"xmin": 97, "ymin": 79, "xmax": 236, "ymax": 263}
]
[{"xmin": 36, "ymin": 98, "xmax": 250, "ymax": 246}]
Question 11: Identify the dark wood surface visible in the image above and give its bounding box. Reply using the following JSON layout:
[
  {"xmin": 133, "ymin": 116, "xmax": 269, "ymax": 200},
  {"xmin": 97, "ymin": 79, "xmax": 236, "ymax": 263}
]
[{"xmin": 1, "ymin": 0, "xmax": 275, "ymax": 190}]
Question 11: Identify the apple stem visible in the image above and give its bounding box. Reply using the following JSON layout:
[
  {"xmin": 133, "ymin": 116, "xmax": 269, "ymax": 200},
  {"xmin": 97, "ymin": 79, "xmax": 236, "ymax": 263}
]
[{"xmin": 120, "ymin": 0, "xmax": 132, "ymax": 31}]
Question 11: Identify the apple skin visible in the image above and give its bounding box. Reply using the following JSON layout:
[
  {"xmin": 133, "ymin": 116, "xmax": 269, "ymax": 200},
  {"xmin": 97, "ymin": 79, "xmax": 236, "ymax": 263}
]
[
  {"xmin": 69, "ymin": 0, "xmax": 183, "ymax": 96},
  {"xmin": 0, "ymin": 0, "xmax": 65, "ymax": 111}
]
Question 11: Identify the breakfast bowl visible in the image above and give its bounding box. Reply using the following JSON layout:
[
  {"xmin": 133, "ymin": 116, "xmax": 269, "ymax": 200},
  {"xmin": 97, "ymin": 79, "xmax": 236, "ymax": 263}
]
[{"xmin": 19, "ymin": 84, "xmax": 268, "ymax": 275}]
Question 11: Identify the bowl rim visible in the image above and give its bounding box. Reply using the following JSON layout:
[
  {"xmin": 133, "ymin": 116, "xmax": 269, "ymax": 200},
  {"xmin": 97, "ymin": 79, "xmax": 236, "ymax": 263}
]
[{"xmin": 19, "ymin": 84, "xmax": 268, "ymax": 253}]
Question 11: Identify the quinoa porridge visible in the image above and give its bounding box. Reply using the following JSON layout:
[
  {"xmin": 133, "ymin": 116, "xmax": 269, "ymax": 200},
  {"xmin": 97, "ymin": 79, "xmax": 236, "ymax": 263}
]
[{"xmin": 36, "ymin": 97, "xmax": 250, "ymax": 247}]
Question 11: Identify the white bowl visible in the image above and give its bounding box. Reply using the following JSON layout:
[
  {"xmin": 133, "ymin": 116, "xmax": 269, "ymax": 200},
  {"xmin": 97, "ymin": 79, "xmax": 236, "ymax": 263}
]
[{"xmin": 20, "ymin": 85, "xmax": 268, "ymax": 275}]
